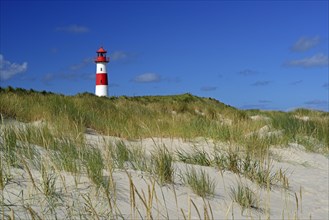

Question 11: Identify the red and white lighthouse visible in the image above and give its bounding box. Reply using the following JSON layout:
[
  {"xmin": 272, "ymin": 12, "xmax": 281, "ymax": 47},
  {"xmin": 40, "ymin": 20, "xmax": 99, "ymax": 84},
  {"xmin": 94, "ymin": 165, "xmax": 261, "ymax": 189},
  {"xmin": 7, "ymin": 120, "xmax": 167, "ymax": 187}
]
[{"xmin": 95, "ymin": 47, "xmax": 109, "ymax": 97}]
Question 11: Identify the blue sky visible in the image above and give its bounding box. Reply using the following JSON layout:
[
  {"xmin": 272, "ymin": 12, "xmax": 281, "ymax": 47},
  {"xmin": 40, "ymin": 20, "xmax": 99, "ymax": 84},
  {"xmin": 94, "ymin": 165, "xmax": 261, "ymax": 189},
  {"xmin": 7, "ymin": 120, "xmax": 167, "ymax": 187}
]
[{"xmin": 1, "ymin": 1, "xmax": 328, "ymax": 111}]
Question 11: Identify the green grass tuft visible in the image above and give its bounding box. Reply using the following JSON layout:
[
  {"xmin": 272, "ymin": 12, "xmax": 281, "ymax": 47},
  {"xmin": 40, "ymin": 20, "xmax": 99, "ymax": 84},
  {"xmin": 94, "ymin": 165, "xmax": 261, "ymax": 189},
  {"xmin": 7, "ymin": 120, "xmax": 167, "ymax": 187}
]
[
  {"xmin": 151, "ymin": 145, "xmax": 174, "ymax": 185},
  {"xmin": 177, "ymin": 148, "xmax": 211, "ymax": 166},
  {"xmin": 182, "ymin": 167, "xmax": 216, "ymax": 198},
  {"xmin": 230, "ymin": 183, "xmax": 259, "ymax": 210},
  {"xmin": 83, "ymin": 147, "xmax": 104, "ymax": 187}
]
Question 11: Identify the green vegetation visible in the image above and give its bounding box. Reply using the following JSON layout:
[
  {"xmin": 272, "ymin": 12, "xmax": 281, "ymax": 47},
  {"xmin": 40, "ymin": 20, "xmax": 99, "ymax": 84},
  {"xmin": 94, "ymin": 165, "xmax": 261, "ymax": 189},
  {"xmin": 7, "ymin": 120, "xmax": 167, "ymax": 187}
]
[
  {"xmin": 83, "ymin": 147, "xmax": 104, "ymax": 188},
  {"xmin": 177, "ymin": 148, "xmax": 285, "ymax": 189},
  {"xmin": 2, "ymin": 126, "xmax": 19, "ymax": 167},
  {"xmin": 0, "ymin": 86, "xmax": 327, "ymax": 218},
  {"xmin": 230, "ymin": 183, "xmax": 259, "ymax": 211},
  {"xmin": 40, "ymin": 164, "xmax": 59, "ymax": 203},
  {"xmin": 177, "ymin": 148, "xmax": 212, "ymax": 166},
  {"xmin": 113, "ymin": 141, "xmax": 131, "ymax": 169},
  {"xmin": 182, "ymin": 167, "xmax": 216, "ymax": 198},
  {"xmin": 151, "ymin": 145, "xmax": 174, "ymax": 185},
  {"xmin": 1, "ymin": 87, "xmax": 327, "ymax": 154},
  {"xmin": 0, "ymin": 87, "xmax": 244, "ymax": 139}
]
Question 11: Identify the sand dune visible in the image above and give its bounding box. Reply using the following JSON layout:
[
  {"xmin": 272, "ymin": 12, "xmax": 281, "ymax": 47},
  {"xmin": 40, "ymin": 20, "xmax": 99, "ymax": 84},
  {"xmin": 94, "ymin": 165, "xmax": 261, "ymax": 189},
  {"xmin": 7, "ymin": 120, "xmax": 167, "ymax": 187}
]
[{"xmin": 1, "ymin": 124, "xmax": 328, "ymax": 219}]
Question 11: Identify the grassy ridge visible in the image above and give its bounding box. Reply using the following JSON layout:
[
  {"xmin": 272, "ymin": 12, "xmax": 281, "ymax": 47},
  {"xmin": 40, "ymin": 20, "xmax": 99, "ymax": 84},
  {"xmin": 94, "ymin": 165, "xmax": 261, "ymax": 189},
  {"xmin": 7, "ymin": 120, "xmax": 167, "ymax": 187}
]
[
  {"xmin": 0, "ymin": 87, "xmax": 328, "ymax": 154},
  {"xmin": 0, "ymin": 87, "xmax": 244, "ymax": 137}
]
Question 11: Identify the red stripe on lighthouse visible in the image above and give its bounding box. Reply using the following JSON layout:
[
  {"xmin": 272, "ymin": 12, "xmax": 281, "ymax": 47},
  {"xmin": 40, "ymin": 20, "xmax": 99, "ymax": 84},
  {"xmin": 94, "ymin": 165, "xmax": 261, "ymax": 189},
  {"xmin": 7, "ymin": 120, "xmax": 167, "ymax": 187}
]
[{"xmin": 96, "ymin": 73, "xmax": 108, "ymax": 85}]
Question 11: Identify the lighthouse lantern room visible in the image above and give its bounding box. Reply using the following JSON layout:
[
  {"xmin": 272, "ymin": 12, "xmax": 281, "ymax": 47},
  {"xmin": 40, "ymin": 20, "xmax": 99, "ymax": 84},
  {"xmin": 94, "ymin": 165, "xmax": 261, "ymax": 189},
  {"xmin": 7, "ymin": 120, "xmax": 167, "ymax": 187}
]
[{"xmin": 95, "ymin": 47, "xmax": 110, "ymax": 97}]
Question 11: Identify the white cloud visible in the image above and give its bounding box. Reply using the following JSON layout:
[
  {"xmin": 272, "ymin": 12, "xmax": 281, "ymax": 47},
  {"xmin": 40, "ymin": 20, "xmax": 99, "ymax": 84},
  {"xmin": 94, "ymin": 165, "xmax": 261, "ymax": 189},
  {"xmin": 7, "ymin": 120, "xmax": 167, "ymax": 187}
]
[
  {"xmin": 55, "ymin": 25, "xmax": 89, "ymax": 33},
  {"xmin": 85, "ymin": 74, "xmax": 95, "ymax": 80},
  {"xmin": 110, "ymin": 51, "xmax": 138, "ymax": 64},
  {"xmin": 70, "ymin": 57, "xmax": 94, "ymax": 70},
  {"xmin": 291, "ymin": 36, "xmax": 321, "ymax": 52},
  {"xmin": 0, "ymin": 54, "xmax": 28, "ymax": 80},
  {"xmin": 42, "ymin": 73, "xmax": 55, "ymax": 83},
  {"xmin": 284, "ymin": 53, "xmax": 329, "ymax": 68},
  {"xmin": 111, "ymin": 51, "xmax": 129, "ymax": 61},
  {"xmin": 41, "ymin": 72, "xmax": 94, "ymax": 83},
  {"xmin": 133, "ymin": 73, "xmax": 161, "ymax": 83}
]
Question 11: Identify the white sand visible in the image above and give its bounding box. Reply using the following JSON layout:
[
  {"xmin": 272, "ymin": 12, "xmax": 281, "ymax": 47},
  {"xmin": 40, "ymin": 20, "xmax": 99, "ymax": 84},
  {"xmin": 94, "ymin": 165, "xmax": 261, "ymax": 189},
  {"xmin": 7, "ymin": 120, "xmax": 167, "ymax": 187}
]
[{"xmin": 1, "ymin": 126, "xmax": 328, "ymax": 219}]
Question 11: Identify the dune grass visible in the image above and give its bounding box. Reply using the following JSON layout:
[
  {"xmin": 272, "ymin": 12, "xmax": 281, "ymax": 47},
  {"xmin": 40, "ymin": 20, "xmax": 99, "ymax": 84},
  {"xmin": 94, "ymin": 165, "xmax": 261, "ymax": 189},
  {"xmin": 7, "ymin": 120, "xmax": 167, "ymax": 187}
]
[
  {"xmin": 151, "ymin": 145, "xmax": 174, "ymax": 185},
  {"xmin": 176, "ymin": 146, "xmax": 286, "ymax": 189},
  {"xmin": 83, "ymin": 147, "xmax": 104, "ymax": 188},
  {"xmin": 113, "ymin": 141, "xmax": 131, "ymax": 169},
  {"xmin": 0, "ymin": 87, "xmax": 245, "ymax": 140},
  {"xmin": 182, "ymin": 167, "xmax": 216, "ymax": 198},
  {"xmin": 0, "ymin": 86, "xmax": 328, "ymax": 219},
  {"xmin": 230, "ymin": 183, "xmax": 259, "ymax": 211},
  {"xmin": 177, "ymin": 147, "xmax": 212, "ymax": 166},
  {"xmin": 0, "ymin": 120, "xmax": 315, "ymax": 219},
  {"xmin": 1, "ymin": 87, "xmax": 328, "ymax": 155}
]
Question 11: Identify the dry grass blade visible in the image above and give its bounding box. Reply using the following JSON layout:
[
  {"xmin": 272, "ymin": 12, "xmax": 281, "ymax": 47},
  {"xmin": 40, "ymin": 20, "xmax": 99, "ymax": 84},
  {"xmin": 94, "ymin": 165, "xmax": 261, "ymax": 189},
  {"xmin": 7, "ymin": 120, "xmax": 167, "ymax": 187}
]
[
  {"xmin": 159, "ymin": 184, "xmax": 170, "ymax": 219},
  {"xmin": 190, "ymin": 199, "xmax": 201, "ymax": 219},
  {"xmin": 295, "ymin": 192, "xmax": 299, "ymax": 211},
  {"xmin": 82, "ymin": 194, "xmax": 100, "ymax": 220},
  {"xmin": 134, "ymin": 186, "xmax": 153, "ymax": 220},
  {"xmin": 129, "ymin": 175, "xmax": 136, "ymax": 219},
  {"xmin": 202, "ymin": 197, "xmax": 214, "ymax": 220},
  {"xmin": 181, "ymin": 208, "xmax": 188, "ymax": 220},
  {"xmin": 24, "ymin": 205, "xmax": 42, "ymax": 220},
  {"xmin": 0, "ymin": 158, "xmax": 5, "ymax": 190},
  {"xmin": 21, "ymin": 157, "xmax": 37, "ymax": 190}
]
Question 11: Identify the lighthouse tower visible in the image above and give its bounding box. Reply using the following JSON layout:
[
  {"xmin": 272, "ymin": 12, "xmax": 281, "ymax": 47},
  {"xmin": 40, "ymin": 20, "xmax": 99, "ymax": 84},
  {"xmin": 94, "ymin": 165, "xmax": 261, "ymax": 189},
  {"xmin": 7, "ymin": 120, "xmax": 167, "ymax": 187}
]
[{"xmin": 95, "ymin": 47, "xmax": 109, "ymax": 97}]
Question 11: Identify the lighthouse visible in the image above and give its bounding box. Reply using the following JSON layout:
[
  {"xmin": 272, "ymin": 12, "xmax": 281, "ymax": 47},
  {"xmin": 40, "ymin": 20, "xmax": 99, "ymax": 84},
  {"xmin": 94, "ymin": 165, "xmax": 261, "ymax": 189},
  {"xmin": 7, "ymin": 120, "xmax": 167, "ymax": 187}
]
[{"xmin": 95, "ymin": 47, "xmax": 109, "ymax": 97}]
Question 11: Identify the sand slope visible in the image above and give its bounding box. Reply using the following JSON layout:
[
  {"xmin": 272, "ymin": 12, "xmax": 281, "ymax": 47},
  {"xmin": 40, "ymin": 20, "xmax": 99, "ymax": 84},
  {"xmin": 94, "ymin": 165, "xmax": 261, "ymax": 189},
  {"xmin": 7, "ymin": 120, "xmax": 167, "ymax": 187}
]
[{"xmin": 1, "ymin": 128, "xmax": 328, "ymax": 219}]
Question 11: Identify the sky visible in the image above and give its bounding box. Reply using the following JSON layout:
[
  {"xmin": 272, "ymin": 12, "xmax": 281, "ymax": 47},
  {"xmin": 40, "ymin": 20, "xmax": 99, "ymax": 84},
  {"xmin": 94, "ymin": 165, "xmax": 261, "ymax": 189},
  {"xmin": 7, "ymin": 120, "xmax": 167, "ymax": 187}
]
[{"xmin": 0, "ymin": 0, "xmax": 328, "ymax": 111}]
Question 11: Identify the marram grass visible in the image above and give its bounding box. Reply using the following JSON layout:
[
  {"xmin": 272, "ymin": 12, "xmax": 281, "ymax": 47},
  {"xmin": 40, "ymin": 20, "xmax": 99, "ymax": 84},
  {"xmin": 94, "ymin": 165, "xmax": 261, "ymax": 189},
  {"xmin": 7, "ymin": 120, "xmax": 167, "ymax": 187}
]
[
  {"xmin": 182, "ymin": 166, "xmax": 216, "ymax": 198},
  {"xmin": 0, "ymin": 107, "xmax": 324, "ymax": 219},
  {"xmin": 1, "ymin": 86, "xmax": 328, "ymax": 154}
]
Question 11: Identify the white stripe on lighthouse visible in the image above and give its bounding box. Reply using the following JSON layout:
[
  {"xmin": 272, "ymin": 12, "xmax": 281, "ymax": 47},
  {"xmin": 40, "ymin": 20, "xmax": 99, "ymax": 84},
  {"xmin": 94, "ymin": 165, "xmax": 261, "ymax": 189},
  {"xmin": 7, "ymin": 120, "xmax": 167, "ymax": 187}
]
[
  {"xmin": 97, "ymin": 63, "xmax": 107, "ymax": 73},
  {"xmin": 95, "ymin": 85, "xmax": 108, "ymax": 97}
]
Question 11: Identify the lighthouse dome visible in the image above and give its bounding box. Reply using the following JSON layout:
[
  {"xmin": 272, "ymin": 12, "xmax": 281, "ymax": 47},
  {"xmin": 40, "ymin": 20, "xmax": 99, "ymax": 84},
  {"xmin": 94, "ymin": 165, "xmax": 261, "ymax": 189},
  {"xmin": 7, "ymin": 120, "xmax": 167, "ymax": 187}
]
[
  {"xmin": 97, "ymin": 47, "xmax": 107, "ymax": 53},
  {"xmin": 95, "ymin": 47, "xmax": 109, "ymax": 63}
]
